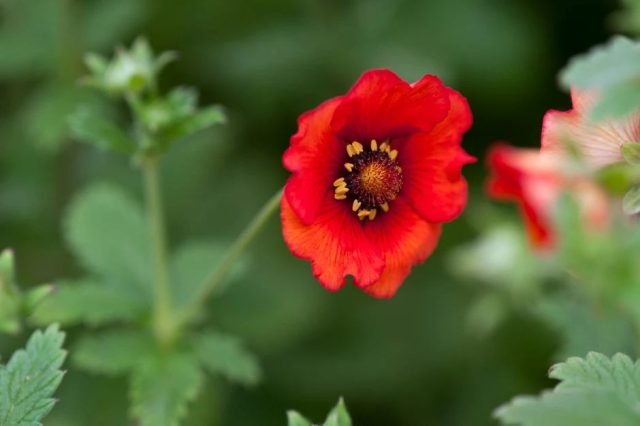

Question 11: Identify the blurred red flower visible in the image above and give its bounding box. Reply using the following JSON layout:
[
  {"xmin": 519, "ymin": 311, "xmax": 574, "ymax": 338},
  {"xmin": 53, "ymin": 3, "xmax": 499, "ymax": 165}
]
[
  {"xmin": 542, "ymin": 90, "xmax": 640, "ymax": 168},
  {"xmin": 281, "ymin": 69, "xmax": 474, "ymax": 298},
  {"xmin": 486, "ymin": 145, "xmax": 609, "ymax": 251}
]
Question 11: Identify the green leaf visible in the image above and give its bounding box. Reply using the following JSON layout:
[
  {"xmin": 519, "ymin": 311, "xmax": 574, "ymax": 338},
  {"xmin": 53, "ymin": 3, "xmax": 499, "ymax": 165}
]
[
  {"xmin": 130, "ymin": 352, "xmax": 203, "ymax": 426},
  {"xmin": 323, "ymin": 398, "xmax": 352, "ymax": 426},
  {"xmin": 589, "ymin": 82, "xmax": 640, "ymax": 121},
  {"xmin": 621, "ymin": 142, "xmax": 640, "ymax": 165},
  {"xmin": 64, "ymin": 184, "xmax": 152, "ymax": 295},
  {"xmin": 0, "ymin": 249, "xmax": 17, "ymax": 296},
  {"xmin": 191, "ymin": 331, "xmax": 261, "ymax": 386},
  {"xmin": 560, "ymin": 36, "xmax": 640, "ymax": 90},
  {"xmin": 623, "ymin": 186, "xmax": 640, "ymax": 215},
  {"xmin": 22, "ymin": 285, "xmax": 55, "ymax": 315},
  {"xmin": 170, "ymin": 241, "xmax": 246, "ymax": 312},
  {"xmin": 536, "ymin": 296, "xmax": 635, "ymax": 361},
  {"xmin": 73, "ymin": 329, "xmax": 154, "ymax": 376},
  {"xmin": 495, "ymin": 352, "xmax": 640, "ymax": 426},
  {"xmin": 69, "ymin": 105, "xmax": 135, "ymax": 154},
  {"xmin": 29, "ymin": 280, "xmax": 147, "ymax": 327},
  {"xmin": 287, "ymin": 411, "xmax": 312, "ymax": 426},
  {"xmin": 595, "ymin": 163, "xmax": 639, "ymax": 195},
  {"xmin": 0, "ymin": 325, "xmax": 66, "ymax": 426},
  {"xmin": 159, "ymin": 105, "xmax": 226, "ymax": 146}
]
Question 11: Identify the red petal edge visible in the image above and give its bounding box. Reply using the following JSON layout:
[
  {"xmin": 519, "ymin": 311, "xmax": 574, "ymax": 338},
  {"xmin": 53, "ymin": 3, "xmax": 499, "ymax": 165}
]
[{"xmin": 400, "ymin": 88, "xmax": 475, "ymax": 223}]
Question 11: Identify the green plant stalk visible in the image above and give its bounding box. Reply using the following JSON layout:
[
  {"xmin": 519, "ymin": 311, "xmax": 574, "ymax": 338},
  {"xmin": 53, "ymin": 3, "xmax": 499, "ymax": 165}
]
[
  {"xmin": 184, "ymin": 188, "xmax": 283, "ymax": 322},
  {"xmin": 142, "ymin": 156, "xmax": 177, "ymax": 347}
]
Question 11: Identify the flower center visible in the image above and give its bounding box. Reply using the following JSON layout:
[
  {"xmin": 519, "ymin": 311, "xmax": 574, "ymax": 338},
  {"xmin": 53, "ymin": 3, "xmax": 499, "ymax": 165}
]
[{"xmin": 333, "ymin": 139, "xmax": 403, "ymax": 221}]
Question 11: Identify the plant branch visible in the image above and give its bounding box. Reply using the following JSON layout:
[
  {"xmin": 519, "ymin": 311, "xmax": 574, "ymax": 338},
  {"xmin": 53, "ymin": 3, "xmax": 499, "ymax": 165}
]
[
  {"xmin": 142, "ymin": 156, "xmax": 176, "ymax": 346},
  {"xmin": 185, "ymin": 188, "xmax": 283, "ymax": 322}
]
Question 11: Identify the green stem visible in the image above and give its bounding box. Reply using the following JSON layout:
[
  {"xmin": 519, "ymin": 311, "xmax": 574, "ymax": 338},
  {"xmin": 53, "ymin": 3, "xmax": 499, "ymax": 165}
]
[
  {"xmin": 185, "ymin": 188, "xmax": 283, "ymax": 321},
  {"xmin": 142, "ymin": 156, "xmax": 176, "ymax": 347}
]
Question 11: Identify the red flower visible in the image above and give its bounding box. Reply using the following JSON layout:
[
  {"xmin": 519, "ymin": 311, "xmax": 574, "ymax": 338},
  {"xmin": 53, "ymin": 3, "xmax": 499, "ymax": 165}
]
[
  {"xmin": 542, "ymin": 90, "xmax": 640, "ymax": 168},
  {"xmin": 281, "ymin": 69, "xmax": 474, "ymax": 298},
  {"xmin": 487, "ymin": 144, "xmax": 609, "ymax": 250}
]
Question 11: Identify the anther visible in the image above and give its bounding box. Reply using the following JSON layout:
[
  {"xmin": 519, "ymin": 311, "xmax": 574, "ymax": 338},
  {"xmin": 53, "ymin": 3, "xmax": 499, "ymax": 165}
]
[
  {"xmin": 388, "ymin": 149, "xmax": 398, "ymax": 160},
  {"xmin": 344, "ymin": 163, "xmax": 354, "ymax": 172},
  {"xmin": 333, "ymin": 177, "xmax": 345, "ymax": 187},
  {"xmin": 357, "ymin": 209, "xmax": 370, "ymax": 219},
  {"xmin": 334, "ymin": 193, "xmax": 347, "ymax": 200},
  {"xmin": 335, "ymin": 186, "xmax": 349, "ymax": 195},
  {"xmin": 352, "ymin": 199, "xmax": 362, "ymax": 211},
  {"xmin": 380, "ymin": 202, "xmax": 389, "ymax": 212},
  {"xmin": 371, "ymin": 139, "xmax": 378, "ymax": 151},
  {"xmin": 346, "ymin": 144, "xmax": 355, "ymax": 157},
  {"xmin": 368, "ymin": 209, "xmax": 377, "ymax": 220},
  {"xmin": 380, "ymin": 141, "xmax": 389, "ymax": 152},
  {"xmin": 352, "ymin": 141, "xmax": 364, "ymax": 154}
]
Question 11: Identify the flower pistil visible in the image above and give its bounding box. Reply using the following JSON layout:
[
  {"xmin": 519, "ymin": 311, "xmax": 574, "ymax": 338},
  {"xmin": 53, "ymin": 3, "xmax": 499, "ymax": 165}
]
[{"xmin": 333, "ymin": 139, "xmax": 403, "ymax": 221}]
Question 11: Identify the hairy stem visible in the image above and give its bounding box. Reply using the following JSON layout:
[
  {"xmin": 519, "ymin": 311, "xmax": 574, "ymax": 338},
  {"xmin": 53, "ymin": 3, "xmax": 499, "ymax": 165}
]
[
  {"xmin": 185, "ymin": 188, "xmax": 283, "ymax": 321},
  {"xmin": 142, "ymin": 157, "xmax": 177, "ymax": 347}
]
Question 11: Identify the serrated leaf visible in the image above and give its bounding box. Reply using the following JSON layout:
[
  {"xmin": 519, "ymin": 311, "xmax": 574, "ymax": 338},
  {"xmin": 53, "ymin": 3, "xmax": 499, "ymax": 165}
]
[
  {"xmin": 0, "ymin": 325, "xmax": 66, "ymax": 426},
  {"xmin": 64, "ymin": 184, "xmax": 152, "ymax": 295},
  {"xmin": 589, "ymin": 82, "xmax": 640, "ymax": 121},
  {"xmin": 287, "ymin": 411, "xmax": 312, "ymax": 426},
  {"xmin": 69, "ymin": 105, "xmax": 135, "ymax": 154},
  {"xmin": 160, "ymin": 105, "xmax": 226, "ymax": 145},
  {"xmin": 560, "ymin": 36, "xmax": 640, "ymax": 90},
  {"xmin": 323, "ymin": 398, "xmax": 352, "ymax": 426},
  {"xmin": 29, "ymin": 280, "xmax": 147, "ymax": 327},
  {"xmin": 73, "ymin": 329, "xmax": 154, "ymax": 375},
  {"xmin": 192, "ymin": 331, "xmax": 260, "ymax": 386},
  {"xmin": 623, "ymin": 186, "xmax": 640, "ymax": 215},
  {"xmin": 170, "ymin": 241, "xmax": 246, "ymax": 312},
  {"xmin": 130, "ymin": 352, "xmax": 203, "ymax": 426},
  {"xmin": 621, "ymin": 142, "xmax": 640, "ymax": 165},
  {"xmin": 495, "ymin": 352, "xmax": 640, "ymax": 426}
]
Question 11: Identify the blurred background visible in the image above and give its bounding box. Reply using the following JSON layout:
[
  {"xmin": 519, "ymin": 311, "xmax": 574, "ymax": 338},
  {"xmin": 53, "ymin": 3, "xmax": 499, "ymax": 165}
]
[{"xmin": 0, "ymin": 0, "xmax": 626, "ymax": 424}]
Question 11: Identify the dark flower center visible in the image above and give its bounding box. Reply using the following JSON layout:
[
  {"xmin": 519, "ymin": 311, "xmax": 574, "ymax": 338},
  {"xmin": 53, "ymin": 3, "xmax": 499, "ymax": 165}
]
[{"xmin": 333, "ymin": 139, "xmax": 403, "ymax": 221}]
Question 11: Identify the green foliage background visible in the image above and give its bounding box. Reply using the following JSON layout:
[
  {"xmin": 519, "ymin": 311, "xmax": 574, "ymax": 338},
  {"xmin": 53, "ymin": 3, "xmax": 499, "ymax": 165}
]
[{"xmin": 0, "ymin": 0, "xmax": 625, "ymax": 425}]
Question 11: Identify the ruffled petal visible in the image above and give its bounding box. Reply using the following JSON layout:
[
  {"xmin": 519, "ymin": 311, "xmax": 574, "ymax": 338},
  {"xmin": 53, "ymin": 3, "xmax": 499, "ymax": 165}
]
[
  {"xmin": 361, "ymin": 198, "xmax": 442, "ymax": 298},
  {"xmin": 331, "ymin": 69, "xmax": 450, "ymax": 141},
  {"xmin": 283, "ymin": 97, "xmax": 345, "ymax": 224},
  {"xmin": 399, "ymin": 88, "xmax": 475, "ymax": 223},
  {"xmin": 281, "ymin": 195, "xmax": 384, "ymax": 290},
  {"xmin": 486, "ymin": 144, "xmax": 559, "ymax": 249},
  {"xmin": 541, "ymin": 89, "xmax": 640, "ymax": 168}
]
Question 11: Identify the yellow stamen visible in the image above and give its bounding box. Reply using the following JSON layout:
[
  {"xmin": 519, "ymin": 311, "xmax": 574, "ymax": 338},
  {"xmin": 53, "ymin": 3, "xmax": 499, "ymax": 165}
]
[
  {"xmin": 380, "ymin": 202, "xmax": 389, "ymax": 212},
  {"xmin": 346, "ymin": 144, "xmax": 355, "ymax": 157},
  {"xmin": 335, "ymin": 186, "xmax": 349, "ymax": 195},
  {"xmin": 352, "ymin": 141, "xmax": 364, "ymax": 154},
  {"xmin": 334, "ymin": 193, "xmax": 347, "ymax": 200},
  {"xmin": 357, "ymin": 209, "xmax": 370, "ymax": 219},
  {"xmin": 333, "ymin": 177, "xmax": 345, "ymax": 187},
  {"xmin": 368, "ymin": 209, "xmax": 377, "ymax": 220},
  {"xmin": 380, "ymin": 141, "xmax": 389, "ymax": 152},
  {"xmin": 352, "ymin": 199, "xmax": 361, "ymax": 211},
  {"xmin": 370, "ymin": 139, "xmax": 378, "ymax": 151},
  {"xmin": 344, "ymin": 163, "xmax": 354, "ymax": 172},
  {"xmin": 389, "ymin": 149, "xmax": 398, "ymax": 160}
]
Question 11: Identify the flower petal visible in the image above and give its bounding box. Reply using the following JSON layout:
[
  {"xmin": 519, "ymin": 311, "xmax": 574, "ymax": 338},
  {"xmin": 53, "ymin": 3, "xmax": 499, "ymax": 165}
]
[
  {"xmin": 362, "ymin": 198, "xmax": 442, "ymax": 298},
  {"xmin": 331, "ymin": 69, "xmax": 450, "ymax": 141},
  {"xmin": 486, "ymin": 144, "xmax": 559, "ymax": 249},
  {"xmin": 281, "ymin": 194, "xmax": 384, "ymax": 290},
  {"xmin": 283, "ymin": 97, "xmax": 345, "ymax": 224},
  {"xmin": 541, "ymin": 89, "xmax": 640, "ymax": 168},
  {"xmin": 400, "ymin": 88, "xmax": 475, "ymax": 223}
]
